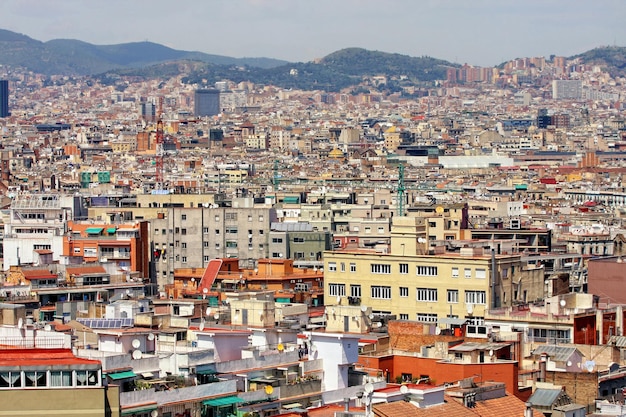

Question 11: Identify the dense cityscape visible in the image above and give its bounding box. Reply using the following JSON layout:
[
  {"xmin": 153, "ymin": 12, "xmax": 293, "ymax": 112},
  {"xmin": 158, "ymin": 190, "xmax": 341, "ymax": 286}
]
[{"xmin": 1, "ymin": 25, "xmax": 626, "ymax": 417}]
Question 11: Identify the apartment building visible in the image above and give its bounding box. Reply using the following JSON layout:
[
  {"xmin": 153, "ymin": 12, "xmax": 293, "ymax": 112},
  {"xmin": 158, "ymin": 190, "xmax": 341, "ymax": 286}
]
[
  {"xmin": 323, "ymin": 216, "xmax": 543, "ymax": 325},
  {"xmin": 3, "ymin": 194, "xmax": 74, "ymax": 270},
  {"xmin": 151, "ymin": 206, "xmax": 277, "ymax": 290}
]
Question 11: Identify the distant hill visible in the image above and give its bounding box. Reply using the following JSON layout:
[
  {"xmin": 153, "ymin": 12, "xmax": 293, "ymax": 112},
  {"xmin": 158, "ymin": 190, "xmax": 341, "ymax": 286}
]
[
  {"xmin": 165, "ymin": 48, "xmax": 455, "ymax": 92},
  {"xmin": 571, "ymin": 46, "xmax": 626, "ymax": 77},
  {"xmin": 0, "ymin": 28, "xmax": 287, "ymax": 74}
]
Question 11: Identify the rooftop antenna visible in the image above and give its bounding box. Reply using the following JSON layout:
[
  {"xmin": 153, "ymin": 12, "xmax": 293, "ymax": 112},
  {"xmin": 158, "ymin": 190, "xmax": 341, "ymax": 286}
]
[{"xmin": 397, "ymin": 163, "xmax": 405, "ymax": 216}]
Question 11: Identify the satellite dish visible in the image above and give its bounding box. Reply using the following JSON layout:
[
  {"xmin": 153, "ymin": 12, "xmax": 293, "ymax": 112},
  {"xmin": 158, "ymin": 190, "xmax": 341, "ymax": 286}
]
[
  {"xmin": 265, "ymin": 385, "xmax": 274, "ymax": 395},
  {"xmin": 199, "ymin": 322, "xmax": 205, "ymax": 331},
  {"xmin": 369, "ymin": 313, "xmax": 375, "ymax": 320},
  {"xmin": 560, "ymin": 299, "xmax": 566, "ymax": 307},
  {"xmin": 585, "ymin": 361, "xmax": 595, "ymax": 372},
  {"xmin": 376, "ymin": 322, "xmax": 383, "ymax": 328},
  {"xmin": 213, "ymin": 313, "xmax": 220, "ymax": 320},
  {"xmin": 277, "ymin": 343, "xmax": 284, "ymax": 352},
  {"xmin": 206, "ymin": 308, "xmax": 212, "ymax": 316},
  {"xmin": 400, "ymin": 385, "xmax": 409, "ymax": 394},
  {"xmin": 435, "ymin": 206, "xmax": 444, "ymax": 214},
  {"xmin": 151, "ymin": 410, "xmax": 158, "ymax": 417},
  {"xmin": 418, "ymin": 237, "xmax": 426, "ymax": 243},
  {"xmin": 148, "ymin": 333, "xmax": 155, "ymax": 341},
  {"xmin": 132, "ymin": 350, "xmax": 143, "ymax": 360},
  {"xmin": 435, "ymin": 327, "xmax": 441, "ymax": 335},
  {"xmin": 132, "ymin": 339, "xmax": 141, "ymax": 349},
  {"xmin": 566, "ymin": 360, "xmax": 572, "ymax": 367},
  {"xmin": 361, "ymin": 305, "xmax": 368, "ymax": 312},
  {"xmin": 489, "ymin": 349, "xmax": 494, "ymax": 357},
  {"xmin": 364, "ymin": 382, "xmax": 374, "ymax": 394},
  {"xmin": 44, "ymin": 324, "xmax": 52, "ymax": 332},
  {"xmin": 202, "ymin": 288, "xmax": 208, "ymax": 294},
  {"xmin": 17, "ymin": 318, "xmax": 23, "ymax": 329},
  {"xmin": 336, "ymin": 295, "xmax": 341, "ymax": 304}
]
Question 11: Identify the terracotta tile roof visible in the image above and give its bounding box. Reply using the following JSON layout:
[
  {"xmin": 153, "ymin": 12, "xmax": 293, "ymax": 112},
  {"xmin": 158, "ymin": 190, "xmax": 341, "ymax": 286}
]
[
  {"xmin": 66, "ymin": 265, "xmax": 107, "ymax": 275},
  {"xmin": 308, "ymin": 404, "xmax": 365, "ymax": 417},
  {"xmin": 0, "ymin": 348, "xmax": 101, "ymax": 367},
  {"xmin": 374, "ymin": 398, "xmax": 470, "ymax": 417},
  {"xmin": 372, "ymin": 394, "xmax": 546, "ymax": 417},
  {"xmin": 22, "ymin": 269, "xmax": 56, "ymax": 279}
]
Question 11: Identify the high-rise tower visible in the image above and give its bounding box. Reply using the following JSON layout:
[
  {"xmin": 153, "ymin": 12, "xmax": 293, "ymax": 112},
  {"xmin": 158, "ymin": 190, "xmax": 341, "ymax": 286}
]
[{"xmin": 0, "ymin": 80, "xmax": 9, "ymax": 118}]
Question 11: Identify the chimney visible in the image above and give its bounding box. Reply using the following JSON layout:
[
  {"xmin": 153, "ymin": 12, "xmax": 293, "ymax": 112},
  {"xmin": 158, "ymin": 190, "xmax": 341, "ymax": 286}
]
[{"xmin": 525, "ymin": 402, "xmax": 534, "ymax": 417}]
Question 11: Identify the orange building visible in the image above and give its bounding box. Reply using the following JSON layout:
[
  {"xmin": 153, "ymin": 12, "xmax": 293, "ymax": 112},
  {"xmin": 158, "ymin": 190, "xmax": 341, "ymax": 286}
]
[{"xmin": 63, "ymin": 221, "xmax": 150, "ymax": 278}]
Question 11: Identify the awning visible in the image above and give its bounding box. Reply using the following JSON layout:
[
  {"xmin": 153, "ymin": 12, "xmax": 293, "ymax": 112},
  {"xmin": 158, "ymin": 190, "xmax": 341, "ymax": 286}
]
[
  {"xmin": 141, "ymin": 372, "xmax": 154, "ymax": 379},
  {"xmin": 283, "ymin": 196, "xmax": 299, "ymax": 204},
  {"xmin": 197, "ymin": 369, "xmax": 217, "ymax": 375},
  {"xmin": 108, "ymin": 371, "xmax": 137, "ymax": 380},
  {"xmin": 121, "ymin": 403, "xmax": 157, "ymax": 416},
  {"xmin": 107, "ymin": 228, "xmax": 117, "ymax": 234},
  {"xmin": 203, "ymin": 396, "xmax": 243, "ymax": 407},
  {"xmin": 85, "ymin": 227, "xmax": 103, "ymax": 234},
  {"xmin": 283, "ymin": 403, "xmax": 303, "ymax": 409}
]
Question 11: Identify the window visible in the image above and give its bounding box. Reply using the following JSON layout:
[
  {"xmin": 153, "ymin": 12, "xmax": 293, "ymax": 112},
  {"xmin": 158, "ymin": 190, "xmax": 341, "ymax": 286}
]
[
  {"xmin": 465, "ymin": 290, "xmax": 486, "ymax": 305},
  {"xmin": 0, "ymin": 371, "xmax": 22, "ymax": 387},
  {"xmin": 328, "ymin": 283, "xmax": 346, "ymax": 297},
  {"xmin": 451, "ymin": 267, "xmax": 459, "ymax": 278},
  {"xmin": 365, "ymin": 227, "xmax": 371, "ymax": 234},
  {"xmin": 464, "ymin": 268, "xmax": 472, "ymax": 278},
  {"xmin": 350, "ymin": 263, "xmax": 356, "ymax": 272},
  {"xmin": 378, "ymin": 227, "xmax": 384, "ymax": 234},
  {"xmin": 259, "ymin": 215, "xmax": 264, "ymax": 221},
  {"xmin": 203, "ymin": 227, "xmax": 209, "ymax": 234},
  {"xmin": 203, "ymin": 241, "xmax": 209, "ymax": 247},
  {"xmin": 181, "ymin": 228, "xmax": 187, "ymax": 235},
  {"xmin": 215, "ymin": 229, "xmax": 220, "ymax": 235},
  {"xmin": 475, "ymin": 268, "xmax": 486, "ymax": 279},
  {"xmin": 400, "ymin": 287, "xmax": 409, "ymax": 297},
  {"xmin": 447, "ymin": 289, "xmax": 459, "ymax": 303},
  {"xmin": 293, "ymin": 237, "xmax": 305, "ymax": 243},
  {"xmin": 182, "ymin": 256, "xmax": 187, "ymax": 263},
  {"xmin": 399, "ymin": 263, "xmax": 409, "ymax": 274},
  {"xmin": 416, "ymin": 313, "xmax": 438, "ymax": 322},
  {"xmin": 182, "ymin": 242, "xmax": 187, "ymax": 249},
  {"xmin": 259, "ymin": 229, "xmax": 264, "ymax": 235},
  {"xmin": 248, "ymin": 215, "xmax": 253, "ymax": 222},
  {"xmin": 181, "ymin": 214, "xmax": 187, "ymax": 220},
  {"xmin": 429, "ymin": 221, "xmax": 437, "ymax": 227},
  {"xmin": 340, "ymin": 262, "xmax": 346, "ymax": 272},
  {"xmin": 371, "ymin": 264, "xmax": 391, "ymax": 274},
  {"xmin": 24, "ymin": 371, "xmax": 48, "ymax": 387},
  {"xmin": 350, "ymin": 284, "xmax": 361, "ymax": 298},
  {"xmin": 416, "ymin": 288, "xmax": 438, "ymax": 302},
  {"xmin": 226, "ymin": 227, "xmax": 238, "ymax": 234},
  {"xmin": 399, "ymin": 314, "xmax": 409, "ymax": 320},
  {"xmin": 371, "ymin": 286, "xmax": 391, "ymax": 299},
  {"xmin": 76, "ymin": 370, "xmax": 98, "ymax": 387},
  {"xmin": 328, "ymin": 262, "xmax": 337, "ymax": 272},
  {"xmin": 50, "ymin": 371, "xmax": 72, "ymax": 387},
  {"xmin": 203, "ymin": 256, "xmax": 210, "ymax": 262},
  {"xmin": 215, "ymin": 243, "xmax": 220, "ymax": 249},
  {"xmin": 416, "ymin": 266, "xmax": 437, "ymax": 276},
  {"xmin": 272, "ymin": 238, "xmax": 283, "ymax": 243},
  {"xmin": 225, "ymin": 241, "xmax": 237, "ymax": 248},
  {"xmin": 225, "ymin": 212, "xmax": 237, "ymax": 220}
]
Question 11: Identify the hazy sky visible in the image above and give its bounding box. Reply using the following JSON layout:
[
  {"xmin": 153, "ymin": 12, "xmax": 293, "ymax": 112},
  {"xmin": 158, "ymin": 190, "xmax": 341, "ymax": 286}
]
[{"xmin": 1, "ymin": 0, "xmax": 624, "ymax": 66}]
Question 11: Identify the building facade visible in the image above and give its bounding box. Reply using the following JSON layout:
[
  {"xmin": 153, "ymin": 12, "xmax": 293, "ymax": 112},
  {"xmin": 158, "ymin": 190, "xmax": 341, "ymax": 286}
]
[{"xmin": 194, "ymin": 89, "xmax": 220, "ymax": 116}]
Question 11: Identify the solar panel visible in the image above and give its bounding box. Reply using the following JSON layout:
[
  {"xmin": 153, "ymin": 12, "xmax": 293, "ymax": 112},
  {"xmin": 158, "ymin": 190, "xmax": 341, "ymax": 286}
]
[{"xmin": 77, "ymin": 318, "xmax": 135, "ymax": 329}]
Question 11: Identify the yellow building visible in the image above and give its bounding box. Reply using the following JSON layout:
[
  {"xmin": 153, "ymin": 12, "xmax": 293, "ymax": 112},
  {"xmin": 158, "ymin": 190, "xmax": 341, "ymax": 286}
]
[{"xmin": 323, "ymin": 217, "xmax": 542, "ymax": 325}]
